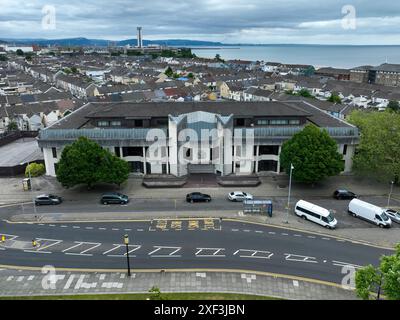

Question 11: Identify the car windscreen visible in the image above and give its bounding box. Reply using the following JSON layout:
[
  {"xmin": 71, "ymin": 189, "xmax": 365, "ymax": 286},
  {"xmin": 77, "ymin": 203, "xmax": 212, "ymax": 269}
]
[
  {"xmin": 327, "ymin": 213, "xmax": 335, "ymax": 223},
  {"xmin": 381, "ymin": 212, "xmax": 390, "ymax": 221}
]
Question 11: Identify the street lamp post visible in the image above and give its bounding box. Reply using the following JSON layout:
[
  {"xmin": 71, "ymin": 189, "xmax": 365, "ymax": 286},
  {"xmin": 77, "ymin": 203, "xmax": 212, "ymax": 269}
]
[
  {"xmin": 285, "ymin": 163, "xmax": 294, "ymax": 224},
  {"xmin": 21, "ymin": 161, "xmax": 37, "ymax": 215},
  {"xmin": 124, "ymin": 234, "xmax": 131, "ymax": 277},
  {"xmin": 387, "ymin": 181, "xmax": 394, "ymax": 208}
]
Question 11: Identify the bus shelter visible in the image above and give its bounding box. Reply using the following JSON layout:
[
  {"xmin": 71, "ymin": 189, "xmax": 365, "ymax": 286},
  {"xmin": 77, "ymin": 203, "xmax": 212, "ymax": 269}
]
[{"xmin": 243, "ymin": 200, "xmax": 273, "ymax": 217}]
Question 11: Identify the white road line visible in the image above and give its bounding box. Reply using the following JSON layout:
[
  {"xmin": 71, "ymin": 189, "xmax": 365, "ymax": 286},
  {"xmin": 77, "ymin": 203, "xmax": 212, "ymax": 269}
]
[
  {"xmin": 37, "ymin": 239, "xmax": 63, "ymax": 252},
  {"xmin": 112, "ymin": 228, "xmax": 120, "ymax": 231},
  {"xmin": 255, "ymin": 231, "xmax": 263, "ymax": 234},
  {"xmin": 332, "ymin": 260, "xmax": 363, "ymax": 269},
  {"xmin": 231, "ymin": 229, "xmax": 239, "ymax": 232},
  {"xmin": 294, "ymin": 234, "xmax": 302, "ymax": 237},
  {"xmin": 137, "ymin": 229, "xmax": 144, "ymax": 232},
  {"xmin": 124, "ymin": 229, "xmax": 132, "ymax": 231},
  {"xmin": 285, "ymin": 253, "xmax": 318, "ymax": 264},
  {"xmin": 38, "ymin": 224, "xmax": 44, "ymax": 226},
  {"xmin": 49, "ymin": 225, "xmax": 56, "ymax": 227},
  {"xmin": 85, "ymin": 227, "xmax": 94, "ymax": 230},
  {"xmin": 103, "ymin": 244, "xmax": 141, "ymax": 257},
  {"xmin": 336, "ymin": 239, "xmax": 346, "ymax": 242},
  {"xmin": 268, "ymin": 232, "xmax": 276, "ymax": 235},
  {"xmin": 281, "ymin": 233, "xmax": 289, "ymax": 236},
  {"xmin": 99, "ymin": 228, "xmax": 106, "ymax": 231},
  {"xmin": 60, "ymin": 225, "xmax": 68, "ymax": 228},
  {"xmin": 0, "ymin": 233, "xmax": 19, "ymax": 241},
  {"xmin": 195, "ymin": 248, "xmax": 226, "ymax": 257},
  {"xmin": 79, "ymin": 243, "xmax": 101, "ymax": 254},
  {"xmin": 24, "ymin": 250, "xmax": 52, "ymax": 254},
  {"xmin": 148, "ymin": 246, "xmax": 182, "ymax": 257},
  {"xmin": 73, "ymin": 226, "xmax": 80, "ymax": 229},
  {"xmin": 321, "ymin": 237, "xmax": 331, "ymax": 241},
  {"xmin": 307, "ymin": 236, "xmax": 316, "ymax": 239},
  {"xmin": 233, "ymin": 249, "xmax": 273, "ymax": 259},
  {"xmin": 62, "ymin": 243, "xmax": 82, "ymax": 253}
]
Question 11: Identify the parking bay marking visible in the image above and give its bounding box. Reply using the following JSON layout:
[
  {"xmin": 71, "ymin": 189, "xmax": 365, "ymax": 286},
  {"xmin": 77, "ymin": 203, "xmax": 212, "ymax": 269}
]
[
  {"xmin": 26, "ymin": 238, "xmax": 63, "ymax": 254},
  {"xmin": 195, "ymin": 248, "xmax": 226, "ymax": 257},
  {"xmin": 63, "ymin": 242, "xmax": 102, "ymax": 256},
  {"xmin": 332, "ymin": 260, "xmax": 363, "ymax": 269},
  {"xmin": 148, "ymin": 246, "xmax": 182, "ymax": 258},
  {"xmin": 103, "ymin": 244, "xmax": 141, "ymax": 257},
  {"xmin": 284, "ymin": 253, "xmax": 318, "ymax": 264},
  {"xmin": 233, "ymin": 249, "xmax": 273, "ymax": 259}
]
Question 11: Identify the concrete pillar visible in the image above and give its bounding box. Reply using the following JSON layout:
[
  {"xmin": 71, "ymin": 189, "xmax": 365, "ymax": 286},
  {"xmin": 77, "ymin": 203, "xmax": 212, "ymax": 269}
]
[
  {"xmin": 143, "ymin": 147, "xmax": 147, "ymax": 175},
  {"xmin": 255, "ymin": 145, "xmax": 259, "ymax": 173}
]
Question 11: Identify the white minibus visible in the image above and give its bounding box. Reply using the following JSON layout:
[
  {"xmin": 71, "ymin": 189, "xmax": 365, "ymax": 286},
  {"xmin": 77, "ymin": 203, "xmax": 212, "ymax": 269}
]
[{"xmin": 295, "ymin": 200, "xmax": 337, "ymax": 229}]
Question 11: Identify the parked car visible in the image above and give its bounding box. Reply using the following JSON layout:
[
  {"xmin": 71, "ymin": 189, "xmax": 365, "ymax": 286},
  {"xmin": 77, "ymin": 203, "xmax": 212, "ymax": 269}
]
[
  {"xmin": 186, "ymin": 192, "xmax": 211, "ymax": 203},
  {"xmin": 294, "ymin": 200, "xmax": 337, "ymax": 229},
  {"xmin": 228, "ymin": 191, "xmax": 253, "ymax": 202},
  {"xmin": 333, "ymin": 189, "xmax": 357, "ymax": 200},
  {"xmin": 101, "ymin": 193, "xmax": 129, "ymax": 205},
  {"xmin": 348, "ymin": 199, "xmax": 391, "ymax": 228},
  {"xmin": 384, "ymin": 209, "xmax": 400, "ymax": 224},
  {"xmin": 35, "ymin": 194, "xmax": 62, "ymax": 206}
]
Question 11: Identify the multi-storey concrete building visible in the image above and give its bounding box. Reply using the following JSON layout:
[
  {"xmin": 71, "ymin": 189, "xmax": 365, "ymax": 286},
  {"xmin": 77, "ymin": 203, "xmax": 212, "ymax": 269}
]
[{"xmin": 38, "ymin": 101, "xmax": 359, "ymax": 177}]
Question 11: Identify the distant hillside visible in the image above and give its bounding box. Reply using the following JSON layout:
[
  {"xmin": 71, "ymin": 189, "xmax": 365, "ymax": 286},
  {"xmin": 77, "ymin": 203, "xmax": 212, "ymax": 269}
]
[{"xmin": 0, "ymin": 37, "xmax": 224, "ymax": 47}]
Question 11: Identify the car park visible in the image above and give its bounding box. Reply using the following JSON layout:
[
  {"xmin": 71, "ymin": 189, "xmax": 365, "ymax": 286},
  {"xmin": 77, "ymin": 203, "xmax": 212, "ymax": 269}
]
[
  {"xmin": 294, "ymin": 200, "xmax": 337, "ymax": 229},
  {"xmin": 101, "ymin": 193, "xmax": 129, "ymax": 205},
  {"xmin": 35, "ymin": 194, "xmax": 62, "ymax": 206},
  {"xmin": 228, "ymin": 191, "xmax": 253, "ymax": 202},
  {"xmin": 384, "ymin": 209, "xmax": 400, "ymax": 224},
  {"xmin": 333, "ymin": 189, "xmax": 357, "ymax": 200},
  {"xmin": 348, "ymin": 199, "xmax": 391, "ymax": 228},
  {"xmin": 186, "ymin": 192, "xmax": 211, "ymax": 203}
]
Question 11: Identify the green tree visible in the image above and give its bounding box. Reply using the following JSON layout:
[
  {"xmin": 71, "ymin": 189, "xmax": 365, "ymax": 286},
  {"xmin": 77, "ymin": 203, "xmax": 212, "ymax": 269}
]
[
  {"xmin": 356, "ymin": 244, "xmax": 400, "ymax": 300},
  {"xmin": 25, "ymin": 163, "xmax": 45, "ymax": 178},
  {"xmin": 7, "ymin": 121, "xmax": 18, "ymax": 131},
  {"xmin": 70, "ymin": 67, "xmax": 78, "ymax": 74},
  {"xmin": 280, "ymin": 124, "xmax": 345, "ymax": 183},
  {"xmin": 328, "ymin": 93, "xmax": 342, "ymax": 104},
  {"xmin": 387, "ymin": 100, "xmax": 400, "ymax": 112},
  {"xmin": 56, "ymin": 137, "xmax": 130, "ymax": 189},
  {"xmin": 165, "ymin": 66, "xmax": 173, "ymax": 77},
  {"xmin": 0, "ymin": 55, "xmax": 8, "ymax": 61},
  {"xmin": 297, "ymin": 89, "xmax": 314, "ymax": 98},
  {"xmin": 347, "ymin": 110, "xmax": 400, "ymax": 183},
  {"xmin": 16, "ymin": 49, "xmax": 24, "ymax": 56},
  {"xmin": 215, "ymin": 54, "xmax": 224, "ymax": 62},
  {"xmin": 173, "ymin": 73, "xmax": 180, "ymax": 79},
  {"xmin": 187, "ymin": 73, "xmax": 194, "ymax": 78}
]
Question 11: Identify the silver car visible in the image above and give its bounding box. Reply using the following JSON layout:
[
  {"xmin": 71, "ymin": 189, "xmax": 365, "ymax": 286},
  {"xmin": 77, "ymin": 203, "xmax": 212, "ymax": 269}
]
[
  {"xmin": 384, "ymin": 209, "xmax": 400, "ymax": 224},
  {"xmin": 228, "ymin": 191, "xmax": 253, "ymax": 202}
]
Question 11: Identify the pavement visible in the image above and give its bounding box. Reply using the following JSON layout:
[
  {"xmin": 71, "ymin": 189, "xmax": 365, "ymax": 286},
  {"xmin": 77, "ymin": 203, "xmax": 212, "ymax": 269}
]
[{"xmin": 0, "ymin": 269, "xmax": 357, "ymax": 300}]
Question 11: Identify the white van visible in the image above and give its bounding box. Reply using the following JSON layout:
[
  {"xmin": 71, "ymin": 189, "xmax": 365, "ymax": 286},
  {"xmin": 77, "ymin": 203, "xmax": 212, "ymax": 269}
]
[
  {"xmin": 348, "ymin": 199, "xmax": 392, "ymax": 228},
  {"xmin": 294, "ymin": 200, "xmax": 337, "ymax": 229}
]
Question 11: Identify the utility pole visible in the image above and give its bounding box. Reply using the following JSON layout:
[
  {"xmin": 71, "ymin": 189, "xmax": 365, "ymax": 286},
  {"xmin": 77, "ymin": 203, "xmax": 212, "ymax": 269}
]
[{"xmin": 285, "ymin": 163, "xmax": 294, "ymax": 224}]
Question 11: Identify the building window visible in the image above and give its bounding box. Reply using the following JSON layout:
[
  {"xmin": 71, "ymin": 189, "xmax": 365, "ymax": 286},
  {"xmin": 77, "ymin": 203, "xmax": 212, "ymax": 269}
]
[
  {"xmin": 270, "ymin": 119, "xmax": 289, "ymax": 125},
  {"xmin": 134, "ymin": 119, "xmax": 143, "ymax": 127},
  {"xmin": 110, "ymin": 121, "xmax": 122, "ymax": 127},
  {"xmin": 289, "ymin": 119, "xmax": 300, "ymax": 125},
  {"xmin": 115, "ymin": 147, "xmax": 121, "ymax": 157},
  {"xmin": 98, "ymin": 121, "xmax": 109, "ymax": 127},
  {"xmin": 123, "ymin": 147, "xmax": 144, "ymax": 157},
  {"xmin": 343, "ymin": 144, "xmax": 348, "ymax": 155},
  {"xmin": 235, "ymin": 118, "xmax": 245, "ymax": 126},
  {"xmin": 259, "ymin": 145, "xmax": 279, "ymax": 155},
  {"xmin": 256, "ymin": 119, "xmax": 268, "ymax": 125},
  {"xmin": 52, "ymin": 148, "xmax": 57, "ymax": 159}
]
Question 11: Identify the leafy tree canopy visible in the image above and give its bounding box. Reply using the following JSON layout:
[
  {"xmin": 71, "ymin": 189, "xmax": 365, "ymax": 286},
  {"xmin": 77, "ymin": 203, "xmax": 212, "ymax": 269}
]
[
  {"xmin": 56, "ymin": 137, "xmax": 130, "ymax": 189},
  {"xmin": 280, "ymin": 124, "xmax": 344, "ymax": 183},
  {"xmin": 347, "ymin": 110, "xmax": 400, "ymax": 183}
]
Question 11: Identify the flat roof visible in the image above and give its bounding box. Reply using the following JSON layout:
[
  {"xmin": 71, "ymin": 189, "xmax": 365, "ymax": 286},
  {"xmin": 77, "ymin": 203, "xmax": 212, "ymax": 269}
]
[{"xmin": 0, "ymin": 138, "xmax": 43, "ymax": 167}]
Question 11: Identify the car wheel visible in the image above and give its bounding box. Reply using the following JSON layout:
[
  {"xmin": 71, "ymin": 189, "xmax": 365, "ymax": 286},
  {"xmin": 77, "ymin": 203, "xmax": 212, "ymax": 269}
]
[
  {"xmin": 103, "ymin": 201, "xmax": 108, "ymax": 205},
  {"xmin": 120, "ymin": 201, "xmax": 125, "ymax": 205},
  {"xmin": 207, "ymin": 199, "xmax": 210, "ymax": 202},
  {"xmin": 379, "ymin": 224, "xmax": 384, "ymax": 228},
  {"xmin": 302, "ymin": 215, "xmax": 307, "ymax": 220},
  {"xmin": 191, "ymin": 200, "xmax": 194, "ymax": 203}
]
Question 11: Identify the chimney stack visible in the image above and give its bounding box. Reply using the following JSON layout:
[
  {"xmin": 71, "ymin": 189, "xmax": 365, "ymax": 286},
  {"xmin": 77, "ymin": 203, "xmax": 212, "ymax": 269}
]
[{"xmin": 137, "ymin": 27, "xmax": 143, "ymax": 48}]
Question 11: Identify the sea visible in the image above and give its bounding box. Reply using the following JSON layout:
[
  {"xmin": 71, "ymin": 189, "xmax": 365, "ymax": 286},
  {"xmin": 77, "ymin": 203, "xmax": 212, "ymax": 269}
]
[{"xmin": 190, "ymin": 45, "xmax": 400, "ymax": 69}]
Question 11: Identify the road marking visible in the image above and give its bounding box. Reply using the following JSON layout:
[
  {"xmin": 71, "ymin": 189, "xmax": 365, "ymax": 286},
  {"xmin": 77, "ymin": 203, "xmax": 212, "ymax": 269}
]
[
  {"xmin": 332, "ymin": 260, "xmax": 363, "ymax": 269},
  {"xmin": 112, "ymin": 228, "xmax": 120, "ymax": 231},
  {"xmin": 0, "ymin": 233, "xmax": 19, "ymax": 241},
  {"xmin": 321, "ymin": 237, "xmax": 331, "ymax": 241},
  {"xmin": 49, "ymin": 225, "xmax": 56, "ymax": 227},
  {"xmin": 268, "ymin": 232, "xmax": 276, "ymax": 235},
  {"xmin": 231, "ymin": 229, "xmax": 239, "ymax": 232},
  {"xmin": 294, "ymin": 234, "xmax": 302, "ymax": 237},
  {"xmin": 63, "ymin": 242, "xmax": 101, "ymax": 256},
  {"xmin": 60, "ymin": 225, "xmax": 68, "ymax": 228},
  {"xmin": 243, "ymin": 230, "xmax": 251, "ymax": 232},
  {"xmin": 293, "ymin": 280, "xmax": 299, "ymax": 287},
  {"xmin": 281, "ymin": 233, "xmax": 289, "ymax": 236},
  {"xmin": 85, "ymin": 227, "xmax": 94, "ymax": 230},
  {"xmin": 148, "ymin": 246, "xmax": 182, "ymax": 257},
  {"xmin": 103, "ymin": 244, "xmax": 141, "ymax": 257},
  {"xmin": 307, "ymin": 236, "xmax": 316, "ymax": 239},
  {"xmin": 233, "ymin": 249, "xmax": 273, "ymax": 259},
  {"xmin": 124, "ymin": 229, "xmax": 132, "ymax": 231},
  {"xmin": 137, "ymin": 229, "xmax": 144, "ymax": 232},
  {"xmin": 73, "ymin": 226, "xmax": 80, "ymax": 229},
  {"xmin": 99, "ymin": 228, "xmax": 107, "ymax": 231},
  {"xmin": 36, "ymin": 239, "xmax": 63, "ymax": 252},
  {"xmin": 285, "ymin": 253, "xmax": 318, "ymax": 264},
  {"xmin": 255, "ymin": 231, "xmax": 263, "ymax": 234},
  {"xmin": 195, "ymin": 248, "xmax": 226, "ymax": 257}
]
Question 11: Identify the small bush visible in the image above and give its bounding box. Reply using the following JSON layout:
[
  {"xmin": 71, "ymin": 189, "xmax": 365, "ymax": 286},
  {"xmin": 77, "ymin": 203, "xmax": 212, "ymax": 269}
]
[{"xmin": 25, "ymin": 163, "xmax": 45, "ymax": 177}]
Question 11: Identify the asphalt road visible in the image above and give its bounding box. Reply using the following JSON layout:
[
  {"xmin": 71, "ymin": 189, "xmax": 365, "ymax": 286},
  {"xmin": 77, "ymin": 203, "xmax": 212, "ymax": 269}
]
[
  {"xmin": 2, "ymin": 195, "xmax": 399, "ymax": 229},
  {"xmin": 0, "ymin": 219, "xmax": 393, "ymax": 284}
]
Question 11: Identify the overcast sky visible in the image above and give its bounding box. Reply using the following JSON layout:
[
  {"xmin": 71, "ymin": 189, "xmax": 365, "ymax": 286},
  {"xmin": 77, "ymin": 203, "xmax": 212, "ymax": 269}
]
[{"xmin": 0, "ymin": 0, "xmax": 399, "ymax": 44}]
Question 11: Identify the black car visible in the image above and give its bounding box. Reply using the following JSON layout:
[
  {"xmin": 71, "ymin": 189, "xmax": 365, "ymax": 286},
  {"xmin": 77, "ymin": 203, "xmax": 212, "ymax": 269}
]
[
  {"xmin": 186, "ymin": 192, "xmax": 211, "ymax": 203},
  {"xmin": 101, "ymin": 193, "xmax": 129, "ymax": 205},
  {"xmin": 333, "ymin": 189, "xmax": 357, "ymax": 200},
  {"xmin": 35, "ymin": 194, "xmax": 62, "ymax": 206}
]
